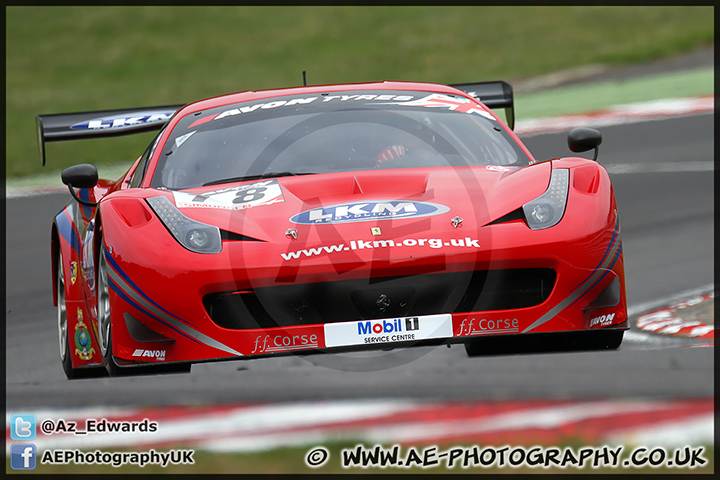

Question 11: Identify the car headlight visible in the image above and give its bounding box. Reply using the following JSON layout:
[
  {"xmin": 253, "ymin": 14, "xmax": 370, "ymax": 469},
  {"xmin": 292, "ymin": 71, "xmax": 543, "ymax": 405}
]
[
  {"xmin": 522, "ymin": 169, "xmax": 569, "ymax": 230},
  {"xmin": 146, "ymin": 196, "xmax": 222, "ymax": 254}
]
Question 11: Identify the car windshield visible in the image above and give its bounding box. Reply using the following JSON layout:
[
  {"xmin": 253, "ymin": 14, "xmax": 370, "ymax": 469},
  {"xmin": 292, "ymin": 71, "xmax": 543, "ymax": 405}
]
[{"xmin": 151, "ymin": 90, "xmax": 532, "ymax": 190}]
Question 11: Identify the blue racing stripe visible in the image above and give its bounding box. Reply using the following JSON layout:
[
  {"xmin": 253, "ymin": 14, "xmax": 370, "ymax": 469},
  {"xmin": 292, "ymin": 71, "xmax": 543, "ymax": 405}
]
[
  {"xmin": 108, "ymin": 277, "xmax": 202, "ymax": 346},
  {"xmin": 567, "ymin": 239, "xmax": 623, "ymax": 309},
  {"xmin": 56, "ymin": 210, "xmax": 81, "ymax": 256},
  {"xmin": 570, "ymin": 217, "xmax": 619, "ymax": 293},
  {"xmin": 104, "ymin": 246, "xmax": 194, "ymax": 326},
  {"xmin": 78, "ymin": 188, "xmax": 93, "ymax": 220}
]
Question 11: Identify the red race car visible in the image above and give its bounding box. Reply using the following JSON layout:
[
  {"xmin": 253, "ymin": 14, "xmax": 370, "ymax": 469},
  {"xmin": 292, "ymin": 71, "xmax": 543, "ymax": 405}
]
[{"xmin": 40, "ymin": 80, "xmax": 627, "ymax": 378}]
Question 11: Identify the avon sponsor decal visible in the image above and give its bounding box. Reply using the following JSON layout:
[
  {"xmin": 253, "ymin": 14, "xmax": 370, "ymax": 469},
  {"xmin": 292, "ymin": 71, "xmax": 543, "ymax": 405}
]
[
  {"xmin": 132, "ymin": 349, "xmax": 166, "ymax": 361},
  {"xmin": 290, "ymin": 201, "xmax": 449, "ymax": 225},
  {"xmin": 590, "ymin": 313, "xmax": 616, "ymax": 328},
  {"xmin": 190, "ymin": 94, "xmax": 416, "ymax": 128}
]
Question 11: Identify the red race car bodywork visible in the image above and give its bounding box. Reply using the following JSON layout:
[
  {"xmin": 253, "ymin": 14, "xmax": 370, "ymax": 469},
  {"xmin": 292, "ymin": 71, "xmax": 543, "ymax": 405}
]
[{"xmin": 43, "ymin": 80, "xmax": 627, "ymax": 378}]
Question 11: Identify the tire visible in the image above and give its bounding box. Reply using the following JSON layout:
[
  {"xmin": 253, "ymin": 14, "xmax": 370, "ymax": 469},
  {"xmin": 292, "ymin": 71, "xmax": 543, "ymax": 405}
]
[
  {"xmin": 57, "ymin": 249, "xmax": 105, "ymax": 379},
  {"xmin": 57, "ymin": 249, "xmax": 74, "ymax": 378},
  {"xmin": 97, "ymin": 239, "xmax": 191, "ymax": 376},
  {"xmin": 97, "ymin": 241, "xmax": 123, "ymax": 376}
]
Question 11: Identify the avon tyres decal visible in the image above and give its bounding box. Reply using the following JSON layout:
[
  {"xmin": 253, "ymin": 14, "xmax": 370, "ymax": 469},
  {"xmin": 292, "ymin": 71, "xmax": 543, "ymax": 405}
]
[
  {"xmin": 188, "ymin": 94, "xmax": 416, "ymax": 128},
  {"xmin": 133, "ymin": 349, "xmax": 166, "ymax": 361},
  {"xmin": 324, "ymin": 314, "xmax": 453, "ymax": 348},
  {"xmin": 590, "ymin": 314, "xmax": 616, "ymax": 328},
  {"xmin": 172, "ymin": 179, "xmax": 284, "ymax": 211},
  {"xmin": 290, "ymin": 201, "xmax": 449, "ymax": 225}
]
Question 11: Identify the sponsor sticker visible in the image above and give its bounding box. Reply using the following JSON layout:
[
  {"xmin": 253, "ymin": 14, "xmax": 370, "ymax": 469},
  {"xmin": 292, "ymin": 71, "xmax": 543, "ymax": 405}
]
[
  {"xmin": 457, "ymin": 317, "xmax": 519, "ymax": 336},
  {"xmin": 132, "ymin": 349, "xmax": 166, "ymax": 361},
  {"xmin": 189, "ymin": 94, "xmax": 417, "ymax": 128},
  {"xmin": 70, "ymin": 262, "xmax": 78, "ymax": 285},
  {"xmin": 250, "ymin": 333, "xmax": 319, "ymax": 354},
  {"xmin": 291, "ymin": 200, "xmax": 449, "ymax": 225},
  {"xmin": 173, "ymin": 179, "xmax": 284, "ymax": 210},
  {"xmin": 74, "ymin": 309, "xmax": 95, "ymax": 360},
  {"xmin": 485, "ymin": 165, "xmax": 517, "ymax": 172},
  {"xmin": 324, "ymin": 314, "xmax": 453, "ymax": 348},
  {"xmin": 280, "ymin": 236, "xmax": 481, "ymax": 260},
  {"xmin": 71, "ymin": 110, "xmax": 175, "ymax": 131},
  {"xmin": 590, "ymin": 313, "xmax": 616, "ymax": 328}
]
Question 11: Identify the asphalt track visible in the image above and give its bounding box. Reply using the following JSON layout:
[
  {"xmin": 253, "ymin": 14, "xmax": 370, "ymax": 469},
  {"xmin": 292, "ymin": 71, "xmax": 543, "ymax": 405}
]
[{"xmin": 5, "ymin": 113, "xmax": 713, "ymax": 409}]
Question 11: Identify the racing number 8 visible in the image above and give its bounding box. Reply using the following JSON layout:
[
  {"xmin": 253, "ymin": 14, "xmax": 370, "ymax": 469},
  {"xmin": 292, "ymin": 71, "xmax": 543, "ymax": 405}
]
[{"xmin": 233, "ymin": 186, "xmax": 267, "ymax": 204}]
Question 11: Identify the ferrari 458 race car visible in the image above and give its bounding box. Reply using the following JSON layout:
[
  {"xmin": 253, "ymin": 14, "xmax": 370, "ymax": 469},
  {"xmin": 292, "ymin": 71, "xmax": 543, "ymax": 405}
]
[{"xmin": 41, "ymin": 80, "xmax": 628, "ymax": 378}]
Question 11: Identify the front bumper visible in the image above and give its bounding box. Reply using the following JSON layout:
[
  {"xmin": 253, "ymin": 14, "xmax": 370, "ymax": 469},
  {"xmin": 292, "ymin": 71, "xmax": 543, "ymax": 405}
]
[{"xmin": 102, "ymin": 202, "xmax": 627, "ymax": 366}]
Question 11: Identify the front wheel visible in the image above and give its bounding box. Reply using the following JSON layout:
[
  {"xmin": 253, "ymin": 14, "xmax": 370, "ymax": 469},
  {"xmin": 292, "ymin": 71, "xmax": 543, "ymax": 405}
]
[
  {"xmin": 97, "ymin": 241, "xmax": 125, "ymax": 376},
  {"xmin": 57, "ymin": 249, "xmax": 105, "ymax": 379},
  {"xmin": 57, "ymin": 249, "xmax": 74, "ymax": 378}
]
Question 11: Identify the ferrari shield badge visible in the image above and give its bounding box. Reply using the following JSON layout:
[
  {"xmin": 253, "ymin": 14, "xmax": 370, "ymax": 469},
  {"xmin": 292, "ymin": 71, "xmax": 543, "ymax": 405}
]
[
  {"xmin": 70, "ymin": 261, "xmax": 78, "ymax": 285},
  {"xmin": 74, "ymin": 308, "xmax": 95, "ymax": 360}
]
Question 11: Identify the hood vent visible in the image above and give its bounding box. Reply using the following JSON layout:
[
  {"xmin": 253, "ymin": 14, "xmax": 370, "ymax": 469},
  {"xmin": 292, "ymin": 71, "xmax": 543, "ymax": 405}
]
[
  {"xmin": 283, "ymin": 171, "xmax": 429, "ymax": 203},
  {"xmin": 485, "ymin": 208, "xmax": 526, "ymax": 227},
  {"xmin": 220, "ymin": 229, "xmax": 264, "ymax": 242}
]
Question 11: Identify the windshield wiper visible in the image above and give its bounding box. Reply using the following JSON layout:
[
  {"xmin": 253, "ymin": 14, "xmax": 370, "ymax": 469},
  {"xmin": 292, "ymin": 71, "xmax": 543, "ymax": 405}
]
[{"xmin": 202, "ymin": 171, "xmax": 316, "ymax": 187}]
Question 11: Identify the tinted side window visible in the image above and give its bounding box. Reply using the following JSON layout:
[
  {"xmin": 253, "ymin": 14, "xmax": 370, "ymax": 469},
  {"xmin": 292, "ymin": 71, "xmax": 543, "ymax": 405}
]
[{"xmin": 129, "ymin": 134, "xmax": 161, "ymax": 188}]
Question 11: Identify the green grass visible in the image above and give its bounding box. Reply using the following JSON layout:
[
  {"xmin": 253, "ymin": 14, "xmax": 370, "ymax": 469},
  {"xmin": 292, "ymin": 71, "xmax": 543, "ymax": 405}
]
[
  {"xmin": 6, "ymin": 6, "xmax": 713, "ymax": 178},
  {"xmin": 516, "ymin": 67, "xmax": 713, "ymax": 119}
]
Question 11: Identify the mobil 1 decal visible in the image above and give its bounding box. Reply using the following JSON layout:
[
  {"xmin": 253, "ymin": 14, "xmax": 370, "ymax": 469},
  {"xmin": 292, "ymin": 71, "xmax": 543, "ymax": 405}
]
[
  {"xmin": 290, "ymin": 200, "xmax": 449, "ymax": 224},
  {"xmin": 324, "ymin": 314, "xmax": 454, "ymax": 348},
  {"xmin": 172, "ymin": 179, "xmax": 284, "ymax": 211}
]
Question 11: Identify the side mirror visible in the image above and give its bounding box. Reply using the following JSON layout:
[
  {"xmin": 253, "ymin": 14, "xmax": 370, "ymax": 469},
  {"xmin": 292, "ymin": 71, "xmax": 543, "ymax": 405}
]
[
  {"xmin": 568, "ymin": 128, "xmax": 602, "ymax": 161},
  {"xmin": 61, "ymin": 164, "xmax": 99, "ymax": 207},
  {"xmin": 61, "ymin": 163, "xmax": 99, "ymax": 189}
]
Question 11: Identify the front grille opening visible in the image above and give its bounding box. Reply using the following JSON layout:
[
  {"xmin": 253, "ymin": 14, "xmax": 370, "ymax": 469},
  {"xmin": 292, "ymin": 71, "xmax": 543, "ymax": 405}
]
[
  {"xmin": 453, "ymin": 268, "xmax": 555, "ymax": 312},
  {"xmin": 204, "ymin": 268, "xmax": 556, "ymax": 330}
]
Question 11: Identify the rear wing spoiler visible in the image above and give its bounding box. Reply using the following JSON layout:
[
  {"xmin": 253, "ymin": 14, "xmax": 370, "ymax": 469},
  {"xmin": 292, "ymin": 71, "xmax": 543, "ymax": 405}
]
[
  {"xmin": 450, "ymin": 81, "xmax": 514, "ymax": 130},
  {"xmin": 36, "ymin": 81, "xmax": 514, "ymax": 165},
  {"xmin": 36, "ymin": 105, "xmax": 184, "ymax": 166}
]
